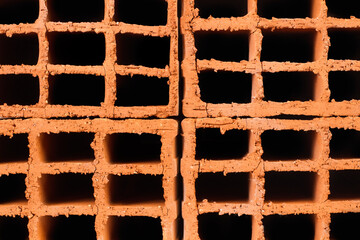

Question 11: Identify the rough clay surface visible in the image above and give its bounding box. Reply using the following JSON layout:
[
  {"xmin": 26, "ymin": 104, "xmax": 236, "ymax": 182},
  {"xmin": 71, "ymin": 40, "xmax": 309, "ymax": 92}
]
[
  {"xmin": 181, "ymin": 0, "xmax": 360, "ymax": 117},
  {"xmin": 0, "ymin": 0, "xmax": 179, "ymax": 119},
  {"xmin": 0, "ymin": 118, "xmax": 178, "ymax": 239}
]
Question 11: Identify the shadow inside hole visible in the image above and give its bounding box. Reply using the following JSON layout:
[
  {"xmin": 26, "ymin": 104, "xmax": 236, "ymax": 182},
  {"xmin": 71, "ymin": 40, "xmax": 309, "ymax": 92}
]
[
  {"xmin": 0, "ymin": 34, "xmax": 38, "ymax": 65},
  {"xmin": 198, "ymin": 70, "xmax": 252, "ymax": 104},
  {"xmin": 258, "ymin": 0, "xmax": 311, "ymax": 19},
  {"xmin": 195, "ymin": 0, "xmax": 247, "ymax": 18},
  {"xmin": 48, "ymin": 74, "xmax": 104, "ymax": 106},
  {"xmin": 330, "ymin": 129, "xmax": 360, "ymax": 159},
  {"xmin": 0, "ymin": 174, "xmax": 26, "ymax": 204},
  {"xmin": 196, "ymin": 172, "xmax": 249, "ymax": 202},
  {"xmin": 0, "ymin": 216, "xmax": 28, "ymax": 240},
  {"xmin": 0, "ymin": 134, "xmax": 29, "ymax": 163},
  {"xmin": 330, "ymin": 213, "xmax": 360, "ymax": 239},
  {"xmin": 328, "ymin": 29, "xmax": 360, "ymax": 60},
  {"xmin": 114, "ymin": 0, "xmax": 167, "ymax": 25},
  {"xmin": 0, "ymin": 0, "xmax": 38, "ymax": 24},
  {"xmin": 327, "ymin": 0, "xmax": 360, "ymax": 18},
  {"xmin": 329, "ymin": 71, "xmax": 360, "ymax": 101},
  {"xmin": 329, "ymin": 170, "xmax": 360, "ymax": 200}
]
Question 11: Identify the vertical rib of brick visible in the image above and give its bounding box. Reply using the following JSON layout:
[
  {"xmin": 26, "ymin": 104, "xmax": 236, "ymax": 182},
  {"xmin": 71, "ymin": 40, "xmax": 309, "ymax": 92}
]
[
  {"xmin": 93, "ymin": 132, "xmax": 108, "ymax": 240},
  {"xmin": 103, "ymin": 0, "xmax": 117, "ymax": 112},
  {"xmin": 314, "ymin": 0, "xmax": 331, "ymax": 102},
  {"xmin": 160, "ymin": 125, "xmax": 179, "ymax": 239},
  {"xmin": 181, "ymin": 119, "xmax": 201, "ymax": 240},
  {"xmin": 168, "ymin": 0, "xmax": 180, "ymax": 116},
  {"xmin": 249, "ymin": 130, "xmax": 265, "ymax": 240},
  {"xmin": 37, "ymin": 0, "xmax": 49, "ymax": 109},
  {"xmin": 27, "ymin": 131, "xmax": 43, "ymax": 240},
  {"xmin": 314, "ymin": 128, "xmax": 331, "ymax": 240},
  {"xmin": 249, "ymin": 0, "xmax": 264, "ymax": 103}
]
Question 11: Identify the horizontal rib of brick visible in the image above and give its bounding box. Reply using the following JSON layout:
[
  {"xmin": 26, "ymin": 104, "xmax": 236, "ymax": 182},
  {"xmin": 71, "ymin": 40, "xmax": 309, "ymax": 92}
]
[
  {"xmin": 181, "ymin": 0, "xmax": 360, "ymax": 117},
  {"xmin": 181, "ymin": 117, "xmax": 360, "ymax": 240},
  {"xmin": 0, "ymin": 118, "xmax": 178, "ymax": 240}
]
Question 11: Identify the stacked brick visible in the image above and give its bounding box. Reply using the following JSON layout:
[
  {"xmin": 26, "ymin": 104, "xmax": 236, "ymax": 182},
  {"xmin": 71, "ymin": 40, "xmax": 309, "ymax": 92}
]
[
  {"xmin": 0, "ymin": 0, "xmax": 179, "ymax": 239},
  {"xmin": 181, "ymin": 0, "xmax": 360, "ymax": 239}
]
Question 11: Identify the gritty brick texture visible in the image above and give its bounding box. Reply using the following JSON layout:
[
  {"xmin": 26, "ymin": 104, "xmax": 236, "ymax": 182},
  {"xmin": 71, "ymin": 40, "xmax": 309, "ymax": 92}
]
[
  {"xmin": 0, "ymin": 119, "xmax": 178, "ymax": 239},
  {"xmin": 182, "ymin": 117, "xmax": 360, "ymax": 240},
  {"xmin": 0, "ymin": 0, "xmax": 179, "ymax": 118},
  {"xmin": 181, "ymin": 0, "xmax": 360, "ymax": 117}
]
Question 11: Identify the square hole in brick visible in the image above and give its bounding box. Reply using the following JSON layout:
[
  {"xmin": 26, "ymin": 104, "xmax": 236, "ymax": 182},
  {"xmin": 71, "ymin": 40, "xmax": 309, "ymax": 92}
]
[
  {"xmin": 263, "ymin": 214, "xmax": 315, "ymax": 240},
  {"xmin": 328, "ymin": 29, "xmax": 360, "ymax": 60},
  {"xmin": 196, "ymin": 128, "xmax": 250, "ymax": 160},
  {"xmin": 258, "ymin": 0, "xmax": 312, "ymax": 19},
  {"xmin": 261, "ymin": 30, "xmax": 316, "ymax": 62},
  {"xmin": 195, "ymin": 31, "xmax": 249, "ymax": 62},
  {"xmin": 265, "ymin": 171, "xmax": 316, "ymax": 202},
  {"xmin": 329, "ymin": 71, "xmax": 360, "ymax": 101},
  {"xmin": 198, "ymin": 70, "xmax": 252, "ymax": 104},
  {"xmin": 0, "ymin": 216, "xmax": 28, "ymax": 240},
  {"xmin": 261, "ymin": 130, "xmax": 316, "ymax": 161},
  {"xmin": 327, "ymin": 0, "xmax": 360, "ymax": 18},
  {"xmin": 108, "ymin": 174, "xmax": 164, "ymax": 205},
  {"xmin": 108, "ymin": 216, "xmax": 163, "ymax": 240},
  {"xmin": 48, "ymin": 74, "xmax": 105, "ymax": 106},
  {"xmin": 40, "ymin": 215, "xmax": 96, "ymax": 240},
  {"xmin": 0, "ymin": 134, "xmax": 28, "ymax": 163},
  {"xmin": 195, "ymin": 0, "xmax": 247, "ymax": 18},
  {"xmin": 329, "ymin": 170, "xmax": 360, "ymax": 200},
  {"xmin": 105, "ymin": 133, "xmax": 161, "ymax": 164},
  {"xmin": 198, "ymin": 213, "xmax": 251, "ymax": 240},
  {"xmin": 40, "ymin": 173, "xmax": 94, "ymax": 204},
  {"xmin": 330, "ymin": 129, "xmax": 360, "ymax": 159},
  {"xmin": 331, "ymin": 213, "xmax": 360, "ymax": 239},
  {"xmin": 196, "ymin": 172, "xmax": 249, "ymax": 202},
  {"xmin": 48, "ymin": 32, "xmax": 105, "ymax": 65},
  {"xmin": 115, "ymin": 75, "xmax": 169, "ymax": 106},
  {"xmin": 0, "ymin": 34, "xmax": 38, "ymax": 65},
  {"xmin": 0, "ymin": 174, "xmax": 26, "ymax": 204},
  {"xmin": 0, "ymin": 0, "xmax": 38, "ymax": 24},
  {"xmin": 263, "ymin": 72, "xmax": 316, "ymax": 102},
  {"xmin": 39, "ymin": 132, "xmax": 94, "ymax": 162},
  {"xmin": 116, "ymin": 34, "xmax": 170, "ymax": 68},
  {"xmin": 115, "ymin": 0, "xmax": 167, "ymax": 25},
  {"xmin": 0, "ymin": 74, "xmax": 39, "ymax": 105},
  {"xmin": 47, "ymin": 0, "xmax": 104, "ymax": 22}
]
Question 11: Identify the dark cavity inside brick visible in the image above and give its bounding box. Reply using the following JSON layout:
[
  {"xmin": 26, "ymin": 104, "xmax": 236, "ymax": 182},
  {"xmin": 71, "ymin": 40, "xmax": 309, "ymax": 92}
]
[
  {"xmin": 195, "ymin": 0, "xmax": 247, "ymax": 18},
  {"xmin": 198, "ymin": 213, "xmax": 251, "ymax": 240},
  {"xmin": 108, "ymin": 216, "xmax": 163, "ymax": 240},
  {"xmin": 0, "ymin": 74, "xmax": 39, "ymax": 105},
  {"xmin": 329, "ymin": 170, "xmax": 360, "ymax": 200},
  {"xmin": 258, "ymin": 0, "xmax": 311, "ymax": 19},
  {"xmin": 109, "ymin": 174, "xmax": 164, "ymax": 204},
  {"xmin": 115, "ymin": 0, "xmax": 167, "ymax": 26},
  {"xmin": 115, "ymin": 75, "xmax": 169, "ymax": 106},
  {"xmin": 330, "ymin": 129, "xmax": 360, "ymax": 159},
  {"xmin": 195, "ymin": 31, "xmax": 249, "ymax": 62},
  {"xmin": 47, "ymin": 0, "xmax": 104, "ymax": 22},
  {"xmin": 0, "ymin": 0, "xmax": 38, "ymax": 24},
  {"xmin": 261, "ymin": 130, "xmax": 316, "ymax": 160},
  {"xmin": 263, "ymin": 214, "xmax": 315, "ymax": 240},
  {"xmin": 196, "ymin": 172, "xmax": 249, "ymax": 202},
  {"xmin": 327, "ymin": 0, "xmax": 360, "ymax": 18},
  {"xmin": 0, "ymin": 34, "xmax": 38, "ymax": 65},
  {"xmin": 328, "ymin": 29, "xmax": 360, "ymax": 60},
  {"xmin": 330, "ymin": 213, "xmax": 360, "ymax": 239},
  {"xmin": 261, "ymin": 30, "xmax": 315, "ymax": 63},
  {"xmin": 0, "ymin": 134, "xmax": 29, "ymax": 163},
  {"xmin": 198, "ymin": 70, "xmax": 252, "ymax": 104},
  {"xmin": 105, "ymin": 133, "xmax": 161, "ymax": 164},
  {"xmin": 40, "ymin": 215, "xmax": 96, "ymax": 240},
  {"xmin": 40, "ymin": 132, "xmax": 95, "ymax": 162},
  {"xmin": 0, "ymin": 174, "xmax": 26, "ymax": 204},
  {"xmin": 265, "ymin": 171, "xmax": 316, "ymax": 202},
  {"xmin": 48, "ymin": 32, "xmax": 105, "ymax": 65},
  {"xmin": 40, "ymin": 173, "xmax": 94, "ymax": 204},
  {"xmin": 263, "ymin": 72, "xmax": 315, "ymax": 102},
  {"xmin": 48, "ymin": 74, "xmax": 105, "ymax": 106},
  {"xmin": 116, "ymin": 34, "xmax": 170, "ymax": 68},
  {"xmin": 196, "ymin": 128, "xmax": 249, "ymax": 160},
  {"xmin": 329, "ymin": 71, "xmax": 360, "ymax": 101},
  {"xmin": 0, "ymin": 216, "xmax": 28, "ymax": 240}
]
